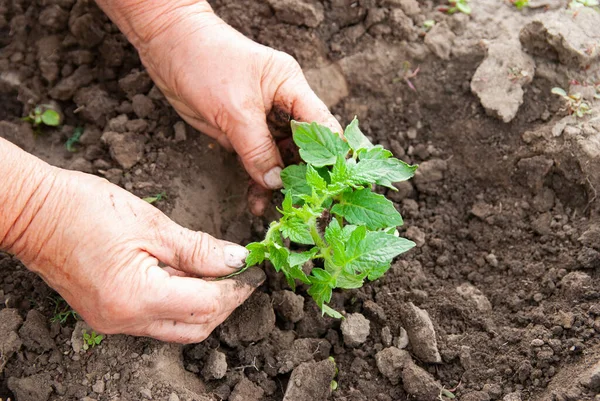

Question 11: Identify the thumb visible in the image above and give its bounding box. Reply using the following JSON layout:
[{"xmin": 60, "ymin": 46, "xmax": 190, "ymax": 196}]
[
  {"xmin": 151, "ymin": 220, "xmax": 249, "ymax": 277},
  {"xmin": 227, "ymin": 115, "xmax": 284, "ymax": 190}
]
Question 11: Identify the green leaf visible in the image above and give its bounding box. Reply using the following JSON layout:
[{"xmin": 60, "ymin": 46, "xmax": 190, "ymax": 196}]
[
  {"xmin": 322, "ymin": 304, "xmax": 343, "ymax": 319},
  {"xmin": 282, "ymin": 263, "xmax": 310, "ymax": 290},
  {"xmin": 281, "ymin": 218, "xmax": 315, "ymax": 245},
  {"xmin": 268, "ymin": 245, "xmax": 290, "ymax": 272},
  {"xmin": 292, "ymin": 121, "xmax": 350, "ymax": 167},
  {"xmin": 288, "ymin": 248, "xmax": 318, "ymax": 267},
  {"xmin": 551, "ymin": 87, "xmax": 568, "ymax": 97},
  {"xmin": 344, "ymin": 117, "xmax": 373, "ymax": 152},
  {"xmin": 337, "ymin": 270, "xmax": 366, "ymax": 289},
  {"xmin": 142, "ymin": 192, "xmax": 166, "ymax": 204},
  {"xmin": 331, "ymin": 188, "xmax": 404, "ymax": 230},
  {"xmin": 365, "ymin": 261, "xmax": 392, "ymax": 281},
  {"xmin": 456, "ymin": 1, "xmax": 471, "ymax": 13},
  {"xmin": 41, "ymin": 109, "xmax": 61, "ymax": 126},
  {"xmin": 352, "ymin": 150, "xmax": 417, "ymax": 189},
  {"xmin": 66, "ymin": 127, "xmax": 83, "ymax": 152},
  {"xmin": 281, "ymin": 165, "xmax": 311, "ymax": 201},
  {"xmin": 306, "ymin": 164, "xmax": 327, "ymax": 191},
  {"xmin": 330, "ymin": 156, "xmax": 351, "ymax": 187},
  {"xmin": 245, "ymin": 242, "xmax": 266, "ymax": 267},
  {"xmin": 307, "ymin": 268, "xmax": 336, "ymax": 307},
  {"xmin": 345, "ymin": 231, "xmax": 416, "ymax": 272}
]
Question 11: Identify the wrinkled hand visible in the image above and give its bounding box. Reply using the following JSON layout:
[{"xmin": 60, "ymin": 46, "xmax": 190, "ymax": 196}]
[
  {"xmin": 133, "ymin": 4, "xmax": 342, "ymax": 214},
  {"xmin": 10, "ymin": 167, "xmax": 264, "ymax": 343}
]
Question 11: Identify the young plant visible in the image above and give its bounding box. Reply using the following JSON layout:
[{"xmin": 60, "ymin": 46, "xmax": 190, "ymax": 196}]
[
  {"xmin": 82, "ymin": 330, "xmax": 104, "ymax": 350},
  {"xmin": 439, "ymin": 0, "xmax": 472, "ymax": 14},
  {"xmin": 66, "ymin": 127, "xmax": 84, "ymax": 152},
  {"xmin": 511, "ymin": 0, "xmax": 530, "ymax": 10},
  {"xmin": 22, "ymin": 105, "xmax": 61, "ymax": 129},
  {"xmin": 143, "ymin": 192, "xmax": 167, "ymax": 204},
  {"xmin": 243, "ymin": 119, "xmax": 417, "ymax": 318},
  {"xmin": 551, "ymin": 87, "xmax": 593, "ymax": 118},
  {"xmin": 49, "ymin": 296, "xmax": 78, "ymax": 325}
]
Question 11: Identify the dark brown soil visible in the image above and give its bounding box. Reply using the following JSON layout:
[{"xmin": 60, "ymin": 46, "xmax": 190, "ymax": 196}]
[{"xmin": 1, "ymin": 0, "xmax": 600, "ymax": 401}]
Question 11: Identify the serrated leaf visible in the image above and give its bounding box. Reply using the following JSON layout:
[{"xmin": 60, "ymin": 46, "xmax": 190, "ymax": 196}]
[
  {"xmin": 345, "ymin": 231, "xmax": 416, "ymax": 272},
  {"xmin": 357, "ymin": 146, "xmax": 393, "ymax": 160},
  {"xmin": 344, "ymin": 117, "xmax": 373, "ymax": 152},
  {"xmin": 308, "ymin": 267, "xmax": 335, "ymax": 307},
  {"xmin": 281, "ymin": 218, "xmax": 315, "ymax": 245},
  {"xmin": 281, "ymin": 164, "xmax": 311, "ymax": 201},
  {"xmin": 292, "ymin": 121, "xmax": 350, "ymax": 167},
  {"xmin": 245, "ymin": 242, "xmax": 266, "ymax": 267},
  {"xmin": 282, "ymin": 264, "xmax": 310, "ymax": 290},
  {"xmin": 331, "ymin": 188, "xmax": 404, "ymax": 230},
  {"xmin": 351, "ymin": 157, "xmax": 417, "ymax": 189},
  {"xmin": 268, "ymin": 245, "xmax": 289, "ymax": 272},
  {"xmin": 365, "ymin": 261, "xmax": 392, "ymax": 281},
  {"xmin": 306, "ymin": 164, "xmax": 327, "ymax": 191},
  {"xmin": 337, "ymin": 270, "xmax": 366, "ymax": 289},
  {"xmin": 330, "ymin": 156, "xmax": 351, "ymax": 187},
  {"xmin": 41, "ymin": 109, "xmax": 60, "ymax": 126},
  {"xmin": 288, "ymin": 248, "xmax": 318, "ymax": 267}
]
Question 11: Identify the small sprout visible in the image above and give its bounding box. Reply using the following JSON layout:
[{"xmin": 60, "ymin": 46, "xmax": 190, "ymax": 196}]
[
  {"xmin": 511, "ymin": 0, "xmax": 530, "ymax": 9},
  {"xmin": 569, "ymin": 0, "xmax": 599, "ymax": 8},
  {"xmin": 66, "ymin": 127, "xmax": 84, "ymax": 153},
  {"xmin": 440, "ymin": 0, "xmax": 472, "ymax": 14},
  {"xmin": 237, "ymin": 118, "xmax": 417, "ymax": 318},
  {"xmin": 49, "ymin": 296, "xmax": 78, "ymax": 325},
  {"xmin": 551, "ymin": 87, "xmax": 593, "ymax": 118},
  {"xmin": 22, "ymin": 105, "xmax": 61, "ymax": 129},
  {"xmin": 143, "ymin": 192, "xmax": 167, "ymax": 204},
  {"xmin": 330, "ymin": 380, "xmax": 338, "ymax": 391},
  {"xmin": 439, "ymin": 388, "xmax": 456, "ymax": 400},
  {"xmin": 423, "ymin": 20, "xmax": 436, "ymax": 30},
  {"xmin": 82, "ymin": 330, "xmax": 104, "ymax": 350},
  {"xmin": 393, "ymin": 61, "xmax": 420, "ymax": 92}
]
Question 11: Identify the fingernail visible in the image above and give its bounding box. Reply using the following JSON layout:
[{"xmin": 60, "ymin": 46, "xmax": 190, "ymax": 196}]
[
  {"xmin": 224, "ymin": 245, "xmax": 249, "ymax": 269},
  {"xmin": 263, "ymin": 166, "xmax": 283, "ymax": 189}
]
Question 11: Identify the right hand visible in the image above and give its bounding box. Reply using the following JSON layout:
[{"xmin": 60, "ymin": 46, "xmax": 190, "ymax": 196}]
[{"xmin": 6, "ymin": 166, "xmax": 264, "ymax": 343}]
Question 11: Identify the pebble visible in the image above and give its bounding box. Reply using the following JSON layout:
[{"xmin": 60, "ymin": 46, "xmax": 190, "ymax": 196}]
[{"xmin": 340, "ymin": 313, "xmax": 370, "ymax": 347}]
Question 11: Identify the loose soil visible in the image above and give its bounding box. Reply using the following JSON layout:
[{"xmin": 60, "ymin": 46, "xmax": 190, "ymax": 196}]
[{"xmin": 1, "ymin": 0, "xmax": 600, "ymax": 401}]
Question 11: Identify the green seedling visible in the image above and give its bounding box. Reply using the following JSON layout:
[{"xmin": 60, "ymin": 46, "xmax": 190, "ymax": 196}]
[
  {"xmin": 423, "ymin": 20, "xmax": 436, "ymax": 31},
  {"xmin": 393, "ymin": 61, "xmax": 420, "ymax": 92},
  {"xmin": 143, "ymin": 192, "xmax": 166, "ymax": 204},
  {"xmin": 569, "ymin": 0, "xmax": 599, "ymax": 8},
  {"xmin": 329, "ymin": 356, "xmax": 339, "ymax": 391},
  {"xmin": 440, "ymin": 0, "xmax": 472, "ymax": 14},
  {"xmin": 66, "ymin": 127, "xmax": 84, "ymax": 152},
  {"xmin": 22, "ymin": 105, "xmax": 61, "ymax": 129},
  {"xmin": 242, "ymin": 119, "xmax": 417, "ymax": 318},
  {"xmin": 511, "ymin": 0, "xmax": 530, "ymax": 9},
  {"xmin": 82, "ymin": 330, "xmax": 104, "ymax": 350},
  {"xmin": 551, "ymin": 87, "xmax": 593, "ymax": 118},
  {"xmin": 49, "ymin": 296, "xmax": 78, "ymax": 325}
]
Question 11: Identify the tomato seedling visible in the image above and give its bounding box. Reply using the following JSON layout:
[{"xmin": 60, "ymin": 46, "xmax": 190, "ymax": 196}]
[
  {"xmin": 243, "ymin": 119, "xmax": 417, "ymax": 318},
  {"xmin": 22, "ymin": 105, "xmax": 61, "ymax": 129},
  {"xmin": 439, "ymin": 0, "xmax": 472, "ymax": 14}
]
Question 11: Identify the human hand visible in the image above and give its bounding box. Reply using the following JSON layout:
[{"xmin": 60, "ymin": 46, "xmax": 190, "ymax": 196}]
[
  {"xmin": 5, "ymin": 166, "xmax": 264, "ymax": 343},
  {"xmin": 103, "ymin": 1, "xmax": 342, "ymax": 215}
]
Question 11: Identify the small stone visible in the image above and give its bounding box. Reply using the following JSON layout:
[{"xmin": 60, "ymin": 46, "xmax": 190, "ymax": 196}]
[
  {"xmin": 201, "ymin": 350, "xmax": 227, "ymax": 381},
  {"xmin": 398, "ymin": 303, "xmax": 441, "ymax": 363},
  {"xmin": 340, "ymin": 313, "xmax": 370, "ymax": 347},
  {"xmin": 381, "ymin": 327, "xmax": 393, "ymax": 347},
  {"xmin": 395, "ymin": 327, "xmax": 409, "ymax": 349},
  {"xmin": 168, "ymin": 394, "xmax": 180, "ymax": 401},
  {"xmin": 531, "ymin": 339, "xmax": 544, "ymax": 347},
  {"xmin": 92, "ymin": 379, "xmax": 105, "ymax": 394},
  {"xmin": 375, "ymin": 347, "xmax": 411, "ymax": 385},
  {"xmin": 118, "ymin": 70, "xmax": 153, "ymax": 99},
  {"xmin": 503, "ymin": 392, "xmax": 522, "ymax": 401},
  {"xmin": 283, "ymin": 359, "xmax": 336, "ymax": 401},
  {"xmin": 456, "ymin": 283, "xmax": 493, "ymax": 312},
  {"xmin": 485, "ymin": 253, "xmax": 499, "ymax": 267},
  {"xmin": 267, "ymin": 0, "xmax": 325, "ymax": 28},
  {"xmin": 425, "ymin": 23, "xmax": 455, "ymax": 60},
  {"xmin": 139, "ymin": 388, "xmax": 152, "ymax": 399},
  {"xmin": 363, "ymin": 300, "xmax": 387, "ymax": 324},
  {"xmin": 230, "ymin": 377, "xmax": 264, "ymax": 401},
  {"xmin": 405, "ymin": 226, "xmax": 425, "ymax": 247},
  {"xmin": 560, "ymin": 271, "xmax": 592, "ymax": 297},
  {"xmin": 173, "ymin": 121, "xmax": 187, "ymax": 142},
  {"xmin": 132, "ymin": 94, "xmax": 155, "ymax": 119},
  {"xmin": 272, "ymin": 290, "xmax": 305, "ymax": 323},
  {"xmin": 413, "ymin": 159, "xmax": 447, "ymax": 186}
]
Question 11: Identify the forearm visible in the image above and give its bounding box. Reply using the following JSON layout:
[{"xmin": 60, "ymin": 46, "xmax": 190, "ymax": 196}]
[
  {"xmin": 94, "ymin": 0, "xmax": 215, "ymax": 50},
  {"xmin": 0, "ymin": 138, "xmax": 58, "ymax": 257}
]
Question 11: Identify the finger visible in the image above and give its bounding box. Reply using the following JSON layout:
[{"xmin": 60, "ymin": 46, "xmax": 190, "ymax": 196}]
[
  {"xmin": 274, "ymin": 75, "xmax": 343, "ymax": 135},
  {"xmin": 151, "ymin": 219, "xmax": 249, "ymax": 277},
  {"xmin": 227, "ymin": 115, "xmax": 284, "ymax": 190},
  {"xmin": 146, "ymin": 267, "xmax": 265, "ymax": 324},
  {"xmin": 247, "ymin": 180, "xmax": 272, "ymax": 216},
  {"xmin": 179, "ymin": 114, "xmax": 234, "ymax": 152},
  {"xmin": 162, "ymin": 266, "xmax": 196, "ymax": 278},
  {"xmin": 144, "ymin": 319, "xmax": 210, "ymax": 344}
]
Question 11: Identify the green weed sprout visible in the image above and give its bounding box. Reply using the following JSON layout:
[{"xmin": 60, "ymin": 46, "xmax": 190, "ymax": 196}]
[
  {"xmin": 66, "ymin": 127, "xmax": 84, "ymax": 152},
  {"xmin": 22, "ymin": 105, "xmax": 61, "ymax": 129},
  {"xmin": 441, "ymin": 0, "xmax": 472, "ymax": 14},
  {"xmin": 49, "ymin": 296, "xmax": 78, "ymax": 325},
  {"xmin": 551, "ymin": 87, "xmax": 593, "ymax": 118},
  {"xmin": 511, "ymin": 0, "xmax": 530, "ymax": 9},
  {"xmin": 143, "ymin": 192, "xmax": 166, "ymax": 204},
  {"xmin": 242, "ymin": 119, "xmax": 417, "ymax": 318},
  {"xmin": 82, "ymin": 330, "xmax": 104, "ymax": 350}
]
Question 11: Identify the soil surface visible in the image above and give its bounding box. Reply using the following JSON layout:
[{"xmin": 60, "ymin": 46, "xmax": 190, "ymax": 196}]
[{"xmin": 1, "ymin": 0, "xmax": 600, "ymax": 401}]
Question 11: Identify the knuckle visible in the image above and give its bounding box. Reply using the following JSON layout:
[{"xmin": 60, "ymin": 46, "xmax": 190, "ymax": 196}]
[
  {"xmin": 240, "ymin": 138, "xmax": 278, "ymax": 168},
  {"xmin": 190, "ymin": 230, "xmax": 213, "ymax": 266}
]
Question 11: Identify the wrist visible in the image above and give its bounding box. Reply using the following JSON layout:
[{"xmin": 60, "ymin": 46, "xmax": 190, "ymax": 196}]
[
  {"xmin": 95, "ymin": 0, "xmax": 216, "ymax": 51},
  {"xmin": 0, "ymin": 139, "xmax": 59, "ymax": 260}
]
